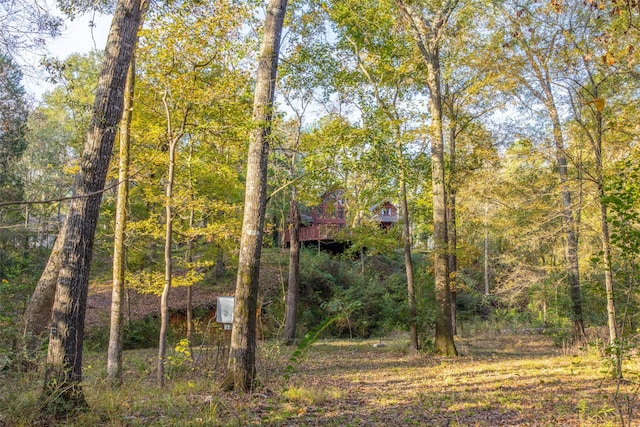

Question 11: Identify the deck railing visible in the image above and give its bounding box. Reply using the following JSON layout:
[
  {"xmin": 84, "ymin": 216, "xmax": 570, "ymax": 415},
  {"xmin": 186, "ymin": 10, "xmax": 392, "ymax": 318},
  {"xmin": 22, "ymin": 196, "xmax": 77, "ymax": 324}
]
[{"xmin": 285, "ymin": 223, "xmax": 346, "ymax": 242}]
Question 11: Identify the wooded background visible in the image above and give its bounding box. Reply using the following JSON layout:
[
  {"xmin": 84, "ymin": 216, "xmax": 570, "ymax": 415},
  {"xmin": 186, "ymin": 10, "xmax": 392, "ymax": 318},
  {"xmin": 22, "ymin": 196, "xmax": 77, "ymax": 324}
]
[{"xmin": 0, "ymin": 0, "xmax": 639, "ymax": 416}]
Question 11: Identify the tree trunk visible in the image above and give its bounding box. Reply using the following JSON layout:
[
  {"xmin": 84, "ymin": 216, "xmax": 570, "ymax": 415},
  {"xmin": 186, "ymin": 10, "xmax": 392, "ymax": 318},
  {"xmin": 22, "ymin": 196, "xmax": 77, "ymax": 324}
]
[
  {"xmin": 591, "ymin": 108, "xmax": 617, "ymax": 351},
  {"xmin": 596, "ymin": 155, "xmax": 622, "ymax": 376},
  {"xmin": 42, "ymin": 0, "xmax": 147, "ymax": 412},
  {"xmin": 447, "ymin": 193, "xmax": 457, "ymax": 335},
  {"xmin": 548, "ymin": 105, "xmax": 586, "ymax": 343},
  {"xmin": 284, "ymin": 188, "xmax": 300, "ymax": 345},
  {"xmin": 577, "ymin": 93, "xmax": 618, "ymax": 370},
  {"xmin": 393, "ymin": 125, "xmax": 418, "ymax": 354},
  {"xmin": 186, "ymin": 231, "xmax": 194, "ymax": 343},
  {"xmin": 400, "ymin": 167, "xmax": 418, "ymax": 354},
  {"xmin": 158, "ymin": 91, "xmax": 184, "ymax": 387},
  {"xmin": 447, "ymin": 125, "xmax": 458, "ymax": 336},
  {"xmin": 223, "ymin": 0, "xmax": 288, "ymax": 393},
  {"xmin": 429, "ymin": 66, "xmax": 456, "ymax": 356},
  {"xmin": 484, "ymin": 205, "xmax": 490, "ymax": 296},
  {"xmin": 107, "ymin": 57, "xmax": 135, "ymax": 386},
  {"xmin": 599, "ymin": 195, "xmax": 617, "ymax": 344},
  {"xmin": 395, "ymin": 0, "xmax": 457, "ymax": 356},
  {"xmin": 351, "ymin": 34, "xmax": 419, "ymax": 353},
  {"xmin": 186, "ymin": 142, "xmax": 196, "ymax": 343},
  {"xmin": 158, "ymin": 136, "xmax": 175, "ymax": 387}
]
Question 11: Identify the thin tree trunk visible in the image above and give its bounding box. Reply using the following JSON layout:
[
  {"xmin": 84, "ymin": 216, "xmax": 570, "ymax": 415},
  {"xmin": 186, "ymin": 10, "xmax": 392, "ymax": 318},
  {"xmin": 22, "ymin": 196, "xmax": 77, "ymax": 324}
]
[
  {"xmin": 596, "ymin": 155, "xmax": 622, "ymax": 360},
  {"xmin": 158, "ymin": 134, "xmax": 175, "ymax": 387},
  {"xmin": 42, "ymin": 0, "xmax": 147, "ymax": 411},
  {"xmin": 187, "ymin": 285, "xmax": 193, "ymax": 340},
  {"xmin": 447, "ymin": 124, "xmax": 458, "ymax": 336},
  {"xmin": 186, "ymin": 142, "xmax": 196, "ymax": 343},
  {"xmin": 158, "ymin": 93, "xmax": 187, "ymax": 387},
  {"xmin": 400, "ymin": 165, "xmax": 418, "ymax": 354},
  {"xmin": 107, "ymin": 57, "xmax": 135, "ymax": 386},
  {"xmin": 223, "ymin": 0, "xmax": 288, "ymax": 392},
  {"xmin": 284, "ymin": 188, "xmax": 300, "ymax": 345},
  {"xmin": 484, "ymin": 205, "xmax": 490, "ymax": 296},
  {"xmin": 591, "ymin": 103, "xmax": 618, "ymax": 352},
  {"xmin": 548, "ymin": 106, "xmax": 586, "ymax": 343},
  {"xmin": 394, "ymin": 125, "xmax": 418, "ymax": 354},
  {"xmin": 447, "ymin": 193, "xmax": 457, "ymax": 335},
  {"xmin": 600, "ymin": 196, "xmax": 617, "ymax": 343},
  {"xmin": 572, "ymin": 85, "xmax": 618, "ymax": 367}
]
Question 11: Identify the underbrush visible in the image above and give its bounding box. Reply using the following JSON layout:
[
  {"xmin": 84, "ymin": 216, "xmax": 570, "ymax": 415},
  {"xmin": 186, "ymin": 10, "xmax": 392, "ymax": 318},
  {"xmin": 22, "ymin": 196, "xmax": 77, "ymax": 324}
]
[{"xmin": 265, "ymin": 248, "xmax": 435, "ymax": 341}]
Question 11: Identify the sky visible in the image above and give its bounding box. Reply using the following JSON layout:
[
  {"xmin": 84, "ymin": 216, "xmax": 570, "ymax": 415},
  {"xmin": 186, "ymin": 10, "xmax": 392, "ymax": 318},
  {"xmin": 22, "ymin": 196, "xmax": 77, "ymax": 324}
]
[
  {"xmin": 25, "ymin": 11, "xmax": 112, "ymax": 101},
  {"xmin": 50, "ymin": 12, "xmax": 112, "ymax": 59}
]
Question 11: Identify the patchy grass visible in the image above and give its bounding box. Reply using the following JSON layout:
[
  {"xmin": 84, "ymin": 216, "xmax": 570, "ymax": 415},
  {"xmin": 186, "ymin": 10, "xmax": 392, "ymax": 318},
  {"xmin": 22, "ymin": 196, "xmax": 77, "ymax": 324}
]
[{"xmin": 1, "ymin": 332, "xmax": 638, "ymax": 426}]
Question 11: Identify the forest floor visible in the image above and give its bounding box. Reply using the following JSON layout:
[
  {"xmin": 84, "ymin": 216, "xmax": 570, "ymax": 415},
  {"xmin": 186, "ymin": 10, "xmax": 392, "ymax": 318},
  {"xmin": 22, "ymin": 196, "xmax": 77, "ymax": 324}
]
[{"xmin": 2, "ymin": 329, "xmax": 639, "ymax": 426}]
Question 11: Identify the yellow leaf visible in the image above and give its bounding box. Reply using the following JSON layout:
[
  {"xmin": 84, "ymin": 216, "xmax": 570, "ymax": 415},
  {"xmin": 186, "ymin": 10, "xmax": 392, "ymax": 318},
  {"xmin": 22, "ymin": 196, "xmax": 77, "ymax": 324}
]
[
  {"xmin": 602, "ymin": 52, "xmax": 616, "ymax": 66},
  {"xmin": 63, "ymin": 163, "xmax": 80, "ymax": 175}
]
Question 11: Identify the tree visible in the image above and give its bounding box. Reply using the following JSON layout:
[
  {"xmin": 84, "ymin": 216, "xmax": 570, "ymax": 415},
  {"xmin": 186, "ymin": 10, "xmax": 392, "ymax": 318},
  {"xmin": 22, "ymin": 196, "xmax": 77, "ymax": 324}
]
[
  {"xmin": 107, "ymin": 56, "xmax": 135, "ymax": 386},
  {"xmin": 0, "ymin": 53, "xmax": 28, "ymax": 194},
  {"xmin": 276, "ymin": 23, "xmax": 316, "ymax": 344},
  {"xmin": 571, "ymin": 74, "xmax": 619, "ymax": 364},
  {"xmin": 604, "ymin": 153, "xmax": 640, "ymax": 377},
  {"xmin": 284, "ymin": 186, "xmax": 301, "ymax": 344},
  {"xmin": 224, "ymin": 0, "xmax": 288, "ymax": 392},
  {"xmin": 439, "ymin": 6, "xmax": 504, "ymax": 333},
  {"xmin": 42, "ymin": 0, "xmax": 147, "ymax": 412},
  {"xmin": 157, "ymin": 85, "xmax": 190, "ymax": 387},
  {"xmin": 395, "ymin": 0, "xmax": 458, "ymax": 356},
  {"xmin": 275, "ymin": 27, "xmax": 326, "ymax": 342},
  {"xmin": 277, "ymin": 112, "xmax": 309, "ymax": 348}
]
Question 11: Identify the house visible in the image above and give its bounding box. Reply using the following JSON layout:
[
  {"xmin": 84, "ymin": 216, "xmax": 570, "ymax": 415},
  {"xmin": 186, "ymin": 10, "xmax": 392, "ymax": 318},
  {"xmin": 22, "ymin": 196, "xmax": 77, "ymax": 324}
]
[
  {"xmin": 284, "ymin": 190, "xmax": 399, "ymax": 246},
  {"xmin": 370, "ymin": 201, "xmax": 400, "ymax": 229}
]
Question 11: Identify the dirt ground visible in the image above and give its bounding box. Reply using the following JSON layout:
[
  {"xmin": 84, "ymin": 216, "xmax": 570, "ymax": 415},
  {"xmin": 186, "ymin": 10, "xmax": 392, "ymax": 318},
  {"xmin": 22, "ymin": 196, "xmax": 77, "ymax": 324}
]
[{"xmin": 243, "ymin": 332, "xmax": 640, "ymax": 427}]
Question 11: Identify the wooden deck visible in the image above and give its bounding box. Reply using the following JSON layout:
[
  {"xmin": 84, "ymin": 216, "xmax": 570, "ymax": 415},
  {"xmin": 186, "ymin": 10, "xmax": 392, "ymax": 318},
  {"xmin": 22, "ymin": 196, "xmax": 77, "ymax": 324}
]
[{"xmin": 285, "ymin": 223, "xmax": 346, "ymax": 243}]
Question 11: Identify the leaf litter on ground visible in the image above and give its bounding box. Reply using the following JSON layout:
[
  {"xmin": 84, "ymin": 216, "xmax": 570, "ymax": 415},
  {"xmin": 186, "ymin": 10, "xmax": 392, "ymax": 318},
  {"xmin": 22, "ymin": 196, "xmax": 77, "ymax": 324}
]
[{"xmin": 2, "ymin": 330, "xmax": 638, "ymax": 426}]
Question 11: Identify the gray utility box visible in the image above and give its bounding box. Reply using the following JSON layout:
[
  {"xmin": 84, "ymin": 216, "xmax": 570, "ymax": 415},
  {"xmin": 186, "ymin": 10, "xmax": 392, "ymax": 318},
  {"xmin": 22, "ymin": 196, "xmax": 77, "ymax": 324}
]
[{"xmin": 216, "ymin": 296, "xmax": 234, "ymax": 330}]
